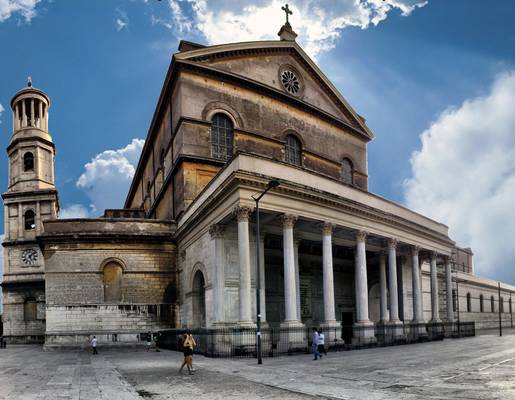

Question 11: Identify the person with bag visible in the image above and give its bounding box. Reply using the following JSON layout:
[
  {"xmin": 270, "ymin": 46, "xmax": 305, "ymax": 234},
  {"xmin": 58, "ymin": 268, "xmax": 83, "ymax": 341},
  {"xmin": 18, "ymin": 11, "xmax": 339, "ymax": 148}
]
[{"xmin": 178, "ymin": 332, "xmax": 196, "ymax": 374}]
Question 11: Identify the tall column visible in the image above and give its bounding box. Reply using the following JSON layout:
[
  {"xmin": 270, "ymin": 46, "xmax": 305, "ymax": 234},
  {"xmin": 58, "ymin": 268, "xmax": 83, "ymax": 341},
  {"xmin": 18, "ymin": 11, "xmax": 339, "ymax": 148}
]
[
  {"xmin": 38, "ymin": 100, "xmax": 43, "ymax": 129},
  {"xmin": 411, "ymin": 246, "xmax": 424, "ymax": 323},
  {"xmin": 35, "ymin": 201, "xmax": 41, "ymax": 236},
  {"xmin": 445, "ymin": 258, "xmax": 454, "ymax": 321},
  {"xmin": 387, "ymin": 239, "xmax": 400, "ymax": 323},
  {"xmin": 430, "ymin": 251, "xmax": 440, "ymax": 323},
  {"xmin": 30, "ymin": 98, "xmax": 34, "ymax": 127},
  {"xmin": 322, "ymin": 222, "xmax": 337, "ymax": 324},
  {"xmin": 353, "ymin": 230, "xmax": 375, "ymax": 344},
  {"xmin": 355, "ymin": 231, "xmax": 370, "ymax": 323},
  {"xmin": 281, "ymin": 214, "xmax": 300, "ymax": 326},
  {"xmin": 258, "ymin": 231, "xmax": 267, "ymax": 323},
  {"xmin": 235, "ymin": 206, "xmax": 253, "ymax": 326},
  {"xmin": 293, "ymin": 237, "xmax": 301, "ymax": 322},
  {"xmin": 18, "ymin": 203, "xmax": 23, "ymax": 238},
  {"xmin": 22, "ymin": 100, "xmax": 27, "ymax": 127},
  {"xmin": 210, "ymin": 224, "xmax": 225, "ymax": 325},
  {"xmin": 379, "ymin": 251, "xmax": 388, "ymax": 323}
]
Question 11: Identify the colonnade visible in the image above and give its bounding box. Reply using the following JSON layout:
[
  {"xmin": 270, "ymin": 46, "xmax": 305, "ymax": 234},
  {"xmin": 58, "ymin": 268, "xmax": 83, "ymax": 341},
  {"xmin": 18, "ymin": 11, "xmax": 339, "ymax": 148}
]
[{"xmin": 210, "ymin": 206, "xmax": 453, "ymax": 342}]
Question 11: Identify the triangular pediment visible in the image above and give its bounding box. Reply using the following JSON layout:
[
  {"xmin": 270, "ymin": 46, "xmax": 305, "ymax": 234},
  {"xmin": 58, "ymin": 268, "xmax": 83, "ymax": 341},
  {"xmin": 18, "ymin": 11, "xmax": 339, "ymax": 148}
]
[{"xmin": 175, "ymin": 41, "xmax": 374, "ymax": 140}]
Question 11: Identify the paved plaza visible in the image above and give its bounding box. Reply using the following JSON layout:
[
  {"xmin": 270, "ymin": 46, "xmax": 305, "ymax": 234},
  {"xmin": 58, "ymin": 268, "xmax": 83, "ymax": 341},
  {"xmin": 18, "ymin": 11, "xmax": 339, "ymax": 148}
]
[{"xmin": 1, "ymin": 333, "xmax": 515, "ymax": 399}]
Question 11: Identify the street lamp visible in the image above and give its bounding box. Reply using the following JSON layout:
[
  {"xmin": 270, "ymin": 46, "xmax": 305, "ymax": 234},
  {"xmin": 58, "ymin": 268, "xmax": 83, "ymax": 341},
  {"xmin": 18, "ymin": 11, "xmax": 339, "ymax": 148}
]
[{"xmin": 252, "ymin": 179, "xmax": 280, "ymax": 365}]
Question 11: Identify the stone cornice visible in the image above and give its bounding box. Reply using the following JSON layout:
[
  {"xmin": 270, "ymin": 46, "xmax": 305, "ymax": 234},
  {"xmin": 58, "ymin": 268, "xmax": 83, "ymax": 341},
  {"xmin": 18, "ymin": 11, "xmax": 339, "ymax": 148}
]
[
  {"xmin": 2, "ymin": 188, "xmax": 58, "ymax": 200},
  {"xmin": 175, "ymin": 168, "xmax": 454, "ymax": 251}
]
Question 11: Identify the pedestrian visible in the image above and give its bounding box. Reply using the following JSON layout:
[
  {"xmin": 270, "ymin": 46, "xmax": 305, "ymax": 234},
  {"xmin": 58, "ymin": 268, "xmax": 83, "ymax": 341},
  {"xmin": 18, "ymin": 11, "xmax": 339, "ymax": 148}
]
[
  {"xmin": 317, "ymin": 329, "xmax": 327, "ymax": 357},
  {"xmin": 178, "ymin": 332, "xmax": 196, "ymax": 374},
  {"xmin": 91, "ymin": 335, "xmax": 98, "ymax": 355},
  {"xmin": 312, "ymin": 328, "xmax": 321, "ymax": 360},
  {"xmin": 146, "ymin": 332, "xmax": 152, "ymax": 352}
]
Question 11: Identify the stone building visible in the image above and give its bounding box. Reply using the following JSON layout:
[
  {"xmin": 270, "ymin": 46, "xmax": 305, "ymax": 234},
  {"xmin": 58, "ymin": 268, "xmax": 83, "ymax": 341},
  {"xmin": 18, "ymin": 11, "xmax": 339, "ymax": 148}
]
[{"xmin": 2, "ymin": 20, "xmax": 514, "ymax": 347}]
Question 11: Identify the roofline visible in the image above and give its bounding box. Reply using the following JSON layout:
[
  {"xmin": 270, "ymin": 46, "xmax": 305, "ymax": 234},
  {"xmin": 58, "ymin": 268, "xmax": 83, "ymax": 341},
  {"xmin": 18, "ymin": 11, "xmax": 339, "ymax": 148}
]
[
  {"xmin": 174, "ymin": 40, "xmax": 374, "ymax": 139},
  {"xmin": 125, "ymin": 39, "xmax": 376, "ymax": 207}
]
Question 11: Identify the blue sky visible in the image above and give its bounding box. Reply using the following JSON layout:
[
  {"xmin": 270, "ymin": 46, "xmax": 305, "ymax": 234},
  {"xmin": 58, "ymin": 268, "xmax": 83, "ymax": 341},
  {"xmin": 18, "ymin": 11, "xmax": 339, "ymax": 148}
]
[{"xmin": 1, "ymin": 0, "xmax": 515, "ymax": 283}]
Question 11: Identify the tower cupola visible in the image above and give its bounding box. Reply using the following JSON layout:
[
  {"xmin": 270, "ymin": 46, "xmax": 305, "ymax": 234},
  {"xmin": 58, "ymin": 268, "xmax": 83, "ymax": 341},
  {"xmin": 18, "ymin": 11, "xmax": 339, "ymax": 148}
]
[{"xmin": 10, "ymin": 77, "xmax": 51, "ymax": 134}]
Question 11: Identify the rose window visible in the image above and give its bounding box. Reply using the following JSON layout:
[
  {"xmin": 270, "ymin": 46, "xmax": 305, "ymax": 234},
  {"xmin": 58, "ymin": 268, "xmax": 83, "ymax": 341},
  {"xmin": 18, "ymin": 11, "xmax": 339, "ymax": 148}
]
[{"xmin": 281, "ymin": 70, "xmax": 300, "ymax": 95}]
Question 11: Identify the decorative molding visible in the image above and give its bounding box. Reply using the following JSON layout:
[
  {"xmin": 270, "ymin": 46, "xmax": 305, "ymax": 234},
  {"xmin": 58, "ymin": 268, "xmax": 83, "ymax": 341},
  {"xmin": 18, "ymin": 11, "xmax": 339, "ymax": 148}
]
[
  {"xmin": 411, "ymin": 245, "xmax": 420, "ymax": 256},
  {"xmin": 321, "ymin": 221, "xmax": 334, "ymax": 236},
  {"xmin": 209, "ymin": 224, "xmax": 225, "ymax": 239},
  {"xmin": 355, "ymin": 230, "xmax": 367, "ymax": 242},
  {"xmin": 387, "ymin": 238, "xmax": 398, "ymax": 250},
  {"xmin": 281, "ymin": 213, "xmax": 297, "ymax": 229},
  {"xmin": 234, "ymin": 205, "xmax": 252, "ymax": 222}
]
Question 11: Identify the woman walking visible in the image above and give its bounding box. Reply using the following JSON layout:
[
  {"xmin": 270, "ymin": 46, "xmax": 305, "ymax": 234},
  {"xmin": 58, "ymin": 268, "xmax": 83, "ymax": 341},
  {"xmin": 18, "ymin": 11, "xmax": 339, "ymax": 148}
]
[{"xmin": 178, "ymin": 332, "xmax": 196, "ymax": 374}]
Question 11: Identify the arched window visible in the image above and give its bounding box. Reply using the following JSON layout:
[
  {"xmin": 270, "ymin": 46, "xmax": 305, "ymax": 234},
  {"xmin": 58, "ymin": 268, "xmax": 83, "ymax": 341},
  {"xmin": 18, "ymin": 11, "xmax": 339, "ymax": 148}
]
[
  {"xmin": 341, "ymin": 158, "xmax": 353, "ymax": 185},
  {"xmin": 466, "ymin": 293, "xmax": 471, "ymax": 312},
  {"xmin": 24, "ymin": 210, "xmax": 35, "ymax": 230},
  {"xmin": 500, "ymin": 297, "xmax": 504, "ymax": 313},
  {"xmin": 284, "ymin": 134, "xmax": 302, "ymax": 166},
  {"xmin": 24, "ymin": 297, "xmax": 37, "ymax": 321},
  {"xmin": 452, "ymin": 289, "xmax": 457, "ymax": 312},
  {"xmin": 192, "ymin": 269, "xmax": 206, "ymax": 327},
  {"xmin": 480, "ymin": 294, "xmax": 484, "ymax": 312},
  {"xmin": 24, "ymin": 152, "xmax": 34, "ymax": 171},
  {"xmin": 491, "ymin": 296, "xmax": 495, "ymax": 312},
  {"xmin": 211, "ymin": 113, "xmax": 234, "ymax": 161},
  {"xmin": 103, "ymin": 262, "xmax": 123, "ymax": 302}
]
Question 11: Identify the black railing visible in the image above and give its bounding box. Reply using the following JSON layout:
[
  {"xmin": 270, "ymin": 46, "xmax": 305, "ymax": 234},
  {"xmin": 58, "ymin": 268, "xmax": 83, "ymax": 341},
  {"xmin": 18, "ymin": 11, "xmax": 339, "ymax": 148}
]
[{"xmin": 157, "ymin": 321, "xmax": 476, "ymax": 358}]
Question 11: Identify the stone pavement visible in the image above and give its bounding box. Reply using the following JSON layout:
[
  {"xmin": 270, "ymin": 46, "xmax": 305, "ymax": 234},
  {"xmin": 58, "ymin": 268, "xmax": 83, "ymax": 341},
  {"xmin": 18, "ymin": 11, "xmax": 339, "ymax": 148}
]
[{"xmin": 1, "ymin": 333, "xmax": 515, "ymax": 399}]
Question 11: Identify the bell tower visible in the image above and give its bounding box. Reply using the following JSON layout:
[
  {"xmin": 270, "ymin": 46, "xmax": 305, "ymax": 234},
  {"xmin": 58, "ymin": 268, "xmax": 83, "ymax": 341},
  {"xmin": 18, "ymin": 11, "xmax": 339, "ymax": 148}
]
[{"xmin": 1, "ymin": 79, "xmax": 59, "ymax": 343}]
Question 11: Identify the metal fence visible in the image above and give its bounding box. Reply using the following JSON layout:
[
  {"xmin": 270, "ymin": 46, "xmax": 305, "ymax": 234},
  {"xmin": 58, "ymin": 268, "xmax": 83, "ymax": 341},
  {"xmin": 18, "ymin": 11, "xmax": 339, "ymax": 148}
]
[{"xmin": 157, "ymin": 321, "xmax": 476, "ymax": 358}]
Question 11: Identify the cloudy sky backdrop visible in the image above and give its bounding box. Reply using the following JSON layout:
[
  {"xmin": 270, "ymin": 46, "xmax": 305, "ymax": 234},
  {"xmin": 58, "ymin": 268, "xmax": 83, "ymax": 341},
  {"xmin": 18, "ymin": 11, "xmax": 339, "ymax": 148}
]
[{"xmin": 1, "ymin": 0, "xmax": 515, "ymax": 299}]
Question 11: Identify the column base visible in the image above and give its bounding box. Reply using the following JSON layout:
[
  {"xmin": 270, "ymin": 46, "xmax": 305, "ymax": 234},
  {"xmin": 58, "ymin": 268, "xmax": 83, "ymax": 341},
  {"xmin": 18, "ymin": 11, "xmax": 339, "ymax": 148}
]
[
  {"xmin": 427, "ymin": 321, "xmax": 444, "ymax": 341},
  {"xmin": 279, "ymin": 321, "xmax": 306, "ymax": 353},
  {"xmin": 319, "ymin": 321, "xmax": 343, "ymax": 347},
  {"xmin": 375, "ymin": 320, "xmax": 405, "ymax": 344},
  {"xmin": 352, "ymin": 321, "xmax": 377, "ymax": 347},
  {"xmin": 408, "ymin": 321, "xmax": 428, "ymax": 342}
]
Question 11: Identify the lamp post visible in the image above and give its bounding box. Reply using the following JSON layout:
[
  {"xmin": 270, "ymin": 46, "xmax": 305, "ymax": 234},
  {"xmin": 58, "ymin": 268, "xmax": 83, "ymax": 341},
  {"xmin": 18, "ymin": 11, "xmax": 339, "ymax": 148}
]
[
  {"xmin": 252, "ymin": 179, "xmax": 280, "ymax": 365},
  {"xmin": 498, "ymin": 282, "xmax": 502, "ymax": 337}
]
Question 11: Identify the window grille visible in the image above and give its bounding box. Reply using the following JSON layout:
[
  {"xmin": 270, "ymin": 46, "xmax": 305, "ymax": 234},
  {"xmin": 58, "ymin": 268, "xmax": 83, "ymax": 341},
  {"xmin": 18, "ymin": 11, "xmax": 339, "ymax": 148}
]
[
  {"xmin": 211, "ymin": 114, "xmax": 234, "ymax": 161},
  {"xmin": 284, "ymin": 134, "xmax": 302, "ymax": 166}
]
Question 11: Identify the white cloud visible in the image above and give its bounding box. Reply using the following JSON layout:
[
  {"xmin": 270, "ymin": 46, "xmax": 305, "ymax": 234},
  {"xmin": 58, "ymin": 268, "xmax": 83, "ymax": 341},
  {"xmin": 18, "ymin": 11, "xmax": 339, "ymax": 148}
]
[
  {"xmin": 404, "ymin": 70, "xmax": 515, "ymax": 283},
  {"xmin": 0, "ymin": 103, "xmax": 4, "ymax": 125},
  {"xmin": 115, "ymin": 8, "xmax": 129, "ymax": 31},
  {"xmin": 0, "ymin": 0, "xmax": 41, "ymax": 23},
  {"xmin": 152, "ymin": 0, "xmax": 427, "ymax": 59},
  {"xmin": 59, "ymin": 204, "xmax": 91, "ymax": 219},
  {"xmin": 76, "ymin": 138, "xmax": 145, "ymax": 215}
]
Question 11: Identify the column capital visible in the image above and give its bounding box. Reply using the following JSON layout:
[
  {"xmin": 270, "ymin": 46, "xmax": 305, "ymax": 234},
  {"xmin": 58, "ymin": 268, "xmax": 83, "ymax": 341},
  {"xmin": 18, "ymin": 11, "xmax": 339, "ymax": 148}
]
[
  {"xmin": 234, "ymin": 205, "xmax": 252, "ymax": 222},
  {"xmin": 355, "ymin": 230, "xmax": 368, "ymax": 242},
  {"xmin": 386, "ymin": 238, "xmax": 398, "ymax": 250},
  {"xmin": 430, "ymin": 250, "xmax": 438, "ymax": 261},
  {"xmin": 411, "ymin": 245, "xmax": 420, "ymax": 256},
  {"xmin": 281, "ymin": 213, "xmax": 297, "ymax": 228},
  {"xmin": 209, "ymin": 224, "xmax": 225, "ymax": 239},
  {"xmin": 321, "ymin": 221, "xmax": 334, "ymax": 236}
]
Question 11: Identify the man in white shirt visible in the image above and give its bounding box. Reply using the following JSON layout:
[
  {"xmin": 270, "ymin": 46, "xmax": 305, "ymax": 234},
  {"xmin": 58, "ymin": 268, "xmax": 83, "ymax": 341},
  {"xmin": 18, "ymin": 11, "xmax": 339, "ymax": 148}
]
[
  {"xmin": 91, "ymin": 336, "xmax": 98, "ymax": 355},
  {"xmin": 317, "ymin": 330, "xmax": 327, "ymax": 357}
]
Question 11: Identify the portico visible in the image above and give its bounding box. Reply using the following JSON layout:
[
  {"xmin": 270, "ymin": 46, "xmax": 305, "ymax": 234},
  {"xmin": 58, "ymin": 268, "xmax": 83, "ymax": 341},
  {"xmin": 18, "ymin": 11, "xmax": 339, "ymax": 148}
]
[{"xmin": 176, "ymin": 152, "xmax": 455, "ymax": 347}]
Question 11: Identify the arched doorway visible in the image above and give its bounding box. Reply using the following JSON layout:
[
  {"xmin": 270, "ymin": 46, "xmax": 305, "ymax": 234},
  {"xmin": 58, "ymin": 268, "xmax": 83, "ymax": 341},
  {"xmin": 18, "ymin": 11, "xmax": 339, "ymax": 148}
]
[
  {"xmin": 192, "ymin": 270, "xmax": 206, "ymax": 327},
  {"xmin": 103, "ymin": 262, "xmax": 123, "ymax": 302}
]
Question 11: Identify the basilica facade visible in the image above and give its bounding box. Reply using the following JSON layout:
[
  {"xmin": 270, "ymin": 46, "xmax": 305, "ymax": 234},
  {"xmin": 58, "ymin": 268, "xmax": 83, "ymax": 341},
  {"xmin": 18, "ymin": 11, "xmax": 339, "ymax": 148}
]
[{"xmin": 2, "ymin": 22, "xmax": 514, "ymax": 347}]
